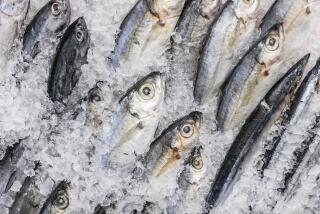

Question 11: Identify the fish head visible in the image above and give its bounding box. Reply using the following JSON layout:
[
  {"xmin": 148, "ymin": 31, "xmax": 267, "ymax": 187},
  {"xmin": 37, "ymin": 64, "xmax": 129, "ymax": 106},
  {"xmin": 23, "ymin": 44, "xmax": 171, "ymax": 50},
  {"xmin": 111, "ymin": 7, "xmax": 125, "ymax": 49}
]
[
  {"xmin": 68, "ymin": 17, "xmax": 90, "ymax": 60},
  {"xmin": 234, "ymin": 0, "xmax": 260, "ymax": 21},
  {"xmin": 148, "ymin": 111, "xmax": 202, "ymax": 177},
  {"xmin": 169, "ymin": 111, "xmax": 202, "ymax": 155},
  {"xmin": 200, "ymin": 0, "xmax": 223, "ymax": 18},
  {"xmin": 41, "ymin": 181, "xmax": 70, "ymax": 214},
  {"xmin": 146, "ymin": 0, "xmax": 186, "ymax": 19},
  {"xmin": 0, "ymin": 0, "xmax": 29, "ymax": 17},
  {"xmin": 125, "ymin": 72, "xmax": 165, "ymax": 119},
  {"xmin": 187, "ymin": 146, "xmax": 206, "ymax": 183},
  {"xmin": 86, "ymin": 81, "xmax": 107, "ymax": 127},
  {"xmin": 45, "ymin": 0, "xmax": 71, "ymax": 34},
  {"xmin": 256, "ymin": 24, "xmax": 285, "ymax": 76}
]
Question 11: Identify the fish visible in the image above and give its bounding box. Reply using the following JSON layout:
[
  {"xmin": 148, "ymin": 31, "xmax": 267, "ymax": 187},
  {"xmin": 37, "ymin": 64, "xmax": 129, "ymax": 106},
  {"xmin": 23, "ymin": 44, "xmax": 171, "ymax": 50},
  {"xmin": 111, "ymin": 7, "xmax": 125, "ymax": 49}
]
[
  {"xmin": 47, "ymin": 17, "xmax": 90, "ymax": 103},
  {"xmin": 0, "ymin": 0, "xmax": 29, "ymax": 53},
  {"xmin": 205, "ymin": 55, "xmax": 308, "ymax": 209},
  {"xmin": 258, "ymin": 58, "xmax": 320, "ymax": 177},
  {"xmin": 22, "ymin": 0, "xmax": 71, "ymax": 60},
  {"xmin": 143, "ymin": 111, "xmax": 202, "ymax": 177},
  {"xmin": 108, "ymin": 72, "xmax": 165, "ymax": 164},
  {"xmin": 0, "ymin": 142, "xmax": 25, "ymax": 195},
  {"xmin": 9, "ymin": 176, "xmax": 41, "ymax": 214},
  {"xmin": 178, "ymin": 146, "xmax": 206, "ymax": 192},
  {"xmin": 39, "ymin": 181, "xmax": 70, "ymax": 214},
  {"xmin": 278, "ymin": 115, "xmax": 320, "ymax": 193},
  {"xmin": 111, "ymin": 0, "xmax": 186, "ymax": 69},
  {"xmin": 217, "ymin": 0, "xmax": 320, "ymax": 131},
  {"xmin": 172, "ymin": 0, "xmax": 228, "ymax": 45},
  {"xmin": 194, "ymin": 0, "xmax": 278, "ymax": 104},
  {"xmin": 85, "ymin": 81, "xmax": 107, "ymax": 129}
]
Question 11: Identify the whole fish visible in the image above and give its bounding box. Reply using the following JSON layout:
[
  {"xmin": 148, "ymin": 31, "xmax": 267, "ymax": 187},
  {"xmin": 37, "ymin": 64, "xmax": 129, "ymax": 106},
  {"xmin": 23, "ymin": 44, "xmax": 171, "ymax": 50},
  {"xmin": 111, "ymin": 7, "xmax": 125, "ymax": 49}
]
[
  {"xmin": 217, "ymin": 0, "xmax": 320, "ymax": 131},
  {"xmin": 111, "ymin": 0, "xmax": 186, "ymax": 69},
  {"xmin": 205, "ymin": 55, "xmax": 308, "ymax": 209},
  {"xmin": 47, "ymin": 17, "xmax": 90, "ymax": 102},
  {"xmin": 258, "ymin": 59, "xmax": 320, "ymax": 177},
  {"xmin": 194, "ymin": 0, "xmax": 278, "ymax": 104},
  {"xmin": 85, "ymin": 81, "xmax": 107, "ymax": 129},
  {"xmin": 108, "ymin": 72, "xmax": 165, "ymax": 164},
  {"xmin": 278, "ymin": 116, "xmax": 320, "ymax": 193},
  {"xmin": 22, "ymin": 0, "xmax": 71, "ymax": 60},
  {"xmin": 0, "ymin": 142, "xmax": 25, "ymax": 195},
  {"xmin": 0, "ymin": 0, "xmax": 29, "ymax": 53},
  {"xmin": 9, "ymin": 176, "xmax": 40, "ymax": 214},
  {"xmin": 143, "ymin": 111, "xmax": 202, "ymax": 177},
  {"xmin": 39, "ymin": 181, "xmax": 70, "ymax": 214}
]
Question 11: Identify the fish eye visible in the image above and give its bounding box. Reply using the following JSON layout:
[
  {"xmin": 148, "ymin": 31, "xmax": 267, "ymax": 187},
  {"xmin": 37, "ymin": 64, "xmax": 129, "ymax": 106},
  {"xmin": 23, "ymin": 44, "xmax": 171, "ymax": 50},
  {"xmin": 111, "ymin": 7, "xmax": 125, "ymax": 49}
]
[
  {"xmin": 139, "ymin": 83, "xmax": 155, "ymax": 100},
  {"xmin": 53, "ymin": 192, "xmax": 69, "ymax": 210},
  {"xmin": 265, "ymin": 34, "xmax": 280, "ymax": 51},
  {"xmin": 51, "ymin": 2, "xmax": 62, "ymax": 16},
  {"xmin": 243, "ymin": 0, "xmax": 255, "ymax": 5},
  {"xmin": 90, "ymin": 94, "xmax": 101, "ymax": 103},
  {"xmin": 179, "ymin": 123, "xmax": 194, "ymax": 138},
  {"xmin": 192, "ymin": 156, "xmax": 203, "ymax": 170},
  {"xmin": 75, "ymin": 30, "xmax": 84, "ymax": 42}
]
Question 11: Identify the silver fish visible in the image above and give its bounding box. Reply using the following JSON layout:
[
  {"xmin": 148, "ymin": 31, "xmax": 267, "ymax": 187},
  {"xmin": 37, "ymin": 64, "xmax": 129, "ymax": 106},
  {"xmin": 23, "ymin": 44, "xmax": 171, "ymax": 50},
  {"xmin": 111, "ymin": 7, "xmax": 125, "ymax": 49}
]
[
  {"xmin": 217, "ymin": 0, "xmax": 320, "ymax": 131},
  {"xmin": 278, "ymin": 116, "xmax": 320, "ymax": 193},
  {"xmin": 206, "ymin": 55, "xmax": 308, "ymax": 208},
  {"xmin": 39, "ymin": 181, "xmax": 70, "ymax": 214},
  {"xmin": 143, "ymin": 111, "xmax": 202, "ymax": 177},
  {"xmin": 178, "ymin": 146, "xmax": 206, "ymax": 199},
  {"xmin": 22, "ymin": 0, "xmax": 70, "ymax": 60},
  {"xmin": 9, "ymin": 176, "xmax": 41, "ymax": 214},
  {"xmin": 112, "ymin": 0, "xmax": 186, "ymax": 69},
  {"xmin": 0, "ymin": 0, "xmax": 29, "ymax": 52},
  {"xmin": 258, "ymin": 59, "xmax": 320, "ymax": 177},
  {"xmin": 85, "ymin": 81, "xmax": 108, "ymax": 129},
  {"xmin": 108, "ymin": 72, "xmax": 165, "ymax": 164},
  {"xmin": 47, "ymin": 17, "xmax": 90, "ymax": 103},
  {"xmin": 194, "ymin": 0, "xmax": 278, "ymax": 104}
]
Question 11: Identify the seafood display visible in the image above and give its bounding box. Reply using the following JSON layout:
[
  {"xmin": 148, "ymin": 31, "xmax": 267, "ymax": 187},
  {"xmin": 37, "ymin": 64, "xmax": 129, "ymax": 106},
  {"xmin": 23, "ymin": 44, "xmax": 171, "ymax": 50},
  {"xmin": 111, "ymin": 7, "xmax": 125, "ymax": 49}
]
[{"xmin": 0, "ymin": 0, "xmax": 320, "ymax": 213}]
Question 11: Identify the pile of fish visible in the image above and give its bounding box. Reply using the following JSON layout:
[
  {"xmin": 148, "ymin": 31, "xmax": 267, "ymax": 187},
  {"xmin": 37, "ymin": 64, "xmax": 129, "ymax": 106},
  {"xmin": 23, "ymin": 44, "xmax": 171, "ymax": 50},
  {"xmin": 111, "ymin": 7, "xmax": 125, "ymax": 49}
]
[{"xmin": 0, "ymin": 0, "xmax": 320, "ymax": 213}]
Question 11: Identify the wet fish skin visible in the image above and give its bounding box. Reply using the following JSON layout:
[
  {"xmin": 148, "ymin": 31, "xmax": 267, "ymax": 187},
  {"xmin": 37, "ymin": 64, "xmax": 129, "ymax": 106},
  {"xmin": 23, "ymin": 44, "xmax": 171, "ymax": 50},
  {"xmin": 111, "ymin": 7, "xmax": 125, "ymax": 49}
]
[
  {"xmin": 47, "ymin": 17, "xmax": 90, "ymax": 103},
  {"xmin": 109, "ymin": 72, "xmax": 165, "ymax": 163},
  {"xmin": 143, "ymin": 111, "xmax": 202, "ymax": 177},
  {"xmin": 205, "ymin": 55, "xmax": 308, "ymax": 208},
  {"xmin": 22, "ymin": 0, "xmax": 71, "ymax": 60},
  {"xmin": 173, "ymin": 0, "xmax": 228, "ymax": 45},
  {"xmin": 39, "ymin": 181, "xmax": 70, "ymax": 214},
  {"xmin": 0, "ymin": 143, "xmax": 25, "ymax": 195},
  {"xmin": 217, "ymin": 0, "xmax": 320, "ymax": 131},
  {"xmin": 9, "ymin": 176, "xmax": 40, "ymax": 214},
  {"xmin": 194, "ymin": 0, "xmax": 277, "ymax": 104},
  {"xmin": 258, "ymin": 59, "xmax": 320, "ymax": 177},
  {"xmin": 111, "ymin": 0, "xmax": 186, "ymax": 69},
  {"xmin": 0, "ymin": 0, "xmax": 29, "ymax": 52},
  {"xmin": 278, "ymin": 116, "xmax": 320, "ymax": 193}
]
